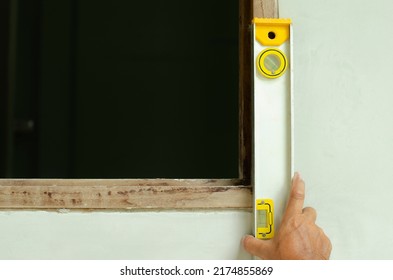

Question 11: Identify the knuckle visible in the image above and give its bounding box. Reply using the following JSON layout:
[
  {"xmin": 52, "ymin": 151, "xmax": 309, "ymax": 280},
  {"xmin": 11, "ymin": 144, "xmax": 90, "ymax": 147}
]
[
  {"xmin": 317, "ymin": 228, "xmax": 333, "ymax": 252},
  {"xmin": 289, "ymin": 215, "xmax": 304, "ymax": 229},
  {"xmin": 291, "ymin": 189, "xmax": 305, "ymax": 200},
  {"xmin": 303, "ymin": 207, "xmax": 316, "ymax": 214}
]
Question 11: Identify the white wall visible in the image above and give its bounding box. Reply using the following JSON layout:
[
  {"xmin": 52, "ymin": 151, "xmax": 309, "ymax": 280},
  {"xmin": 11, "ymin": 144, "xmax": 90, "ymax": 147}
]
[
  {"xmin": 0, "ymin": 211, "xmax": 252, "ymax": 259},
  {"xmin": 1, "ymin": 0, "xmax": 393, "ymax": 259},
  {"xmin": 280, "ymin": 0, "xmax": 393, "ymax": 259}
]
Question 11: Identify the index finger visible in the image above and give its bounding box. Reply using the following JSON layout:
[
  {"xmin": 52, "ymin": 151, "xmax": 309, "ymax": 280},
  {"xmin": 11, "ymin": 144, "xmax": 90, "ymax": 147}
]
[{"xmin": 283, "ymin": 172, "xmax": 306, "ymax": 220}]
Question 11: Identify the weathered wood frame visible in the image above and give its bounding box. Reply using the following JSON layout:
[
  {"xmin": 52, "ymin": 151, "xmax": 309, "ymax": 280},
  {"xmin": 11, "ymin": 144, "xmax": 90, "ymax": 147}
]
[{"xmin": 0, "ymin": 0, "xmax": 277, "ymax": 210}]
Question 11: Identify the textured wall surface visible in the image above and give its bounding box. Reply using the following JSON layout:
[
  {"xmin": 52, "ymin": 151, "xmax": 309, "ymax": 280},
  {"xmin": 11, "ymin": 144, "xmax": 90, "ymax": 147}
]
[
  {"xmin": 0, "ymin": 211, "xmax": 252, "ymax": 259},
  {"xmin": 281, "ymin": 0, "xmax": 393, "ymax": 259}
]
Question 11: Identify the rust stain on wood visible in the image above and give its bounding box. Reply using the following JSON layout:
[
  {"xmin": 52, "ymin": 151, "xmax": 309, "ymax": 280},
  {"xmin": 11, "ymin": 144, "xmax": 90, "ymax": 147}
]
[{"xmin": 44, "ymin": 191, "xmax": 53, "ymax": 198}]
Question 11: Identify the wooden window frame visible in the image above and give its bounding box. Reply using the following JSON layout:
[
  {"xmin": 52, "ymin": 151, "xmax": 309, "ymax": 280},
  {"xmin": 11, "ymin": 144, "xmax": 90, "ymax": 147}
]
[{"xmin": 0, "ymin": 0, "xmax": 276, "ymax": 210}]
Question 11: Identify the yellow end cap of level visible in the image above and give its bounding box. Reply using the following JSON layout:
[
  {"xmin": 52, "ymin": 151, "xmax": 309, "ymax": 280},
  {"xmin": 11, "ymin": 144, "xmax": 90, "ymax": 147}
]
[{"xmin": 253, "ymin": 18, "xmax": 291, "ymax": 46}]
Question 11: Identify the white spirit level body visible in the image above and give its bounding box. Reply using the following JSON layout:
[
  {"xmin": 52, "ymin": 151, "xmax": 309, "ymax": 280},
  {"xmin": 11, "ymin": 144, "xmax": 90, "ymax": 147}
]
[{"xmin": 252, "ymin": 18, "xmax": 294, "ymax": 238}]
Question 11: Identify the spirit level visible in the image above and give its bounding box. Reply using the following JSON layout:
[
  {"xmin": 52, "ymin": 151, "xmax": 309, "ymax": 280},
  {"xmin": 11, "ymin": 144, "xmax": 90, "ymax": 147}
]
[{"xmin": 252, "ymin": 18, "xmax": 294, "ymax": 239}]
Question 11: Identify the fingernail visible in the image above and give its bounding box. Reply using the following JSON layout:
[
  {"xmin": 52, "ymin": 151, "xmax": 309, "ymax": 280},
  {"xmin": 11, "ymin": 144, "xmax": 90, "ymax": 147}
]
[
  {"xmin": 241, "ymin": 235, "xmax": 252, "ymax": 246},
  {"xmin": 241, "ymin": 235, "xmax": 248, "ymax": 244}
]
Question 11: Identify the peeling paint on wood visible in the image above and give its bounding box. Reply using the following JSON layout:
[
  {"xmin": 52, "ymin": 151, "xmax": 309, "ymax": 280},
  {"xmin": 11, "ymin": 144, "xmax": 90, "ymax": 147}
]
[{"xmin": 0, "ymin": 179, "xmax": 252, "ymax": 210}]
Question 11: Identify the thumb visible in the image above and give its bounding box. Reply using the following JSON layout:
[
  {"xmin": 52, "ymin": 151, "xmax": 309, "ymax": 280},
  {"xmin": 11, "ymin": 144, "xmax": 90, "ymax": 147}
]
[{"xmin": 242, "ymin": 235, "xmax": 273, "ymax": 259}]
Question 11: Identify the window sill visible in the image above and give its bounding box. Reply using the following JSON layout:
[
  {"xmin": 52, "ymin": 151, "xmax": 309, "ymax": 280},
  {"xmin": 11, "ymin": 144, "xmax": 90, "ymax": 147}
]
[{"xmin": 0, "ymin": 179, "xmax": 252, "ymax": 210}]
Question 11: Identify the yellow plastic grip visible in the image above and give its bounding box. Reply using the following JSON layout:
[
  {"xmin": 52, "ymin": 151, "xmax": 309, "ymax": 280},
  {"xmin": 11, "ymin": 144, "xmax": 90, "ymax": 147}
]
[
  {"xmin": 256, "ymin": 199, "xmax": 274, "ymax": 239},
  {"xmin": 253, "ymin": 18, "xmax": 291, "ymax": 46}
]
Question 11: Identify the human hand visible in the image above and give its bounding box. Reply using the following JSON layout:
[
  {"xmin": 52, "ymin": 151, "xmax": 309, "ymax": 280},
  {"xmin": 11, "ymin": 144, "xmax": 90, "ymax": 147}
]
[{"xmin": 242, "ymin": 172, "xmax": 332, "ymax": 259}]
